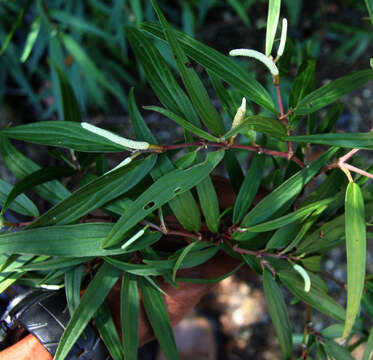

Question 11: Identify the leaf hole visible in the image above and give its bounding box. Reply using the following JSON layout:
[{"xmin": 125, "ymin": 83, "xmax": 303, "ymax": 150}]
[
  {"xmin": 143, "ymin": 201, "xmax": 155, "ymax": 211},
  {"xmin": 174, "ymin": 187, "xmax": 182, "ymax": 194}
]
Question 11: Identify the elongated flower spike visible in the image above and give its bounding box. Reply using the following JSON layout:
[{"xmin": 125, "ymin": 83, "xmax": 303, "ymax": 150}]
[
  {"xmin": 229, "ymin": 97, "xmax": 246, "ymax": 144},
  {"xmin": 81, "ymin": 122, "xmax": 150, "ymax": 150},
  {"xmin": 229, "ymin": 49, "xmax": 279, "ymax": 77},
  {"xmin": 293, "ymin": 264, "xmax": 311, "ymax": 292},
  {"xmin": 276, "ymin": 18, "xmax": 288, "ymax": 60}
]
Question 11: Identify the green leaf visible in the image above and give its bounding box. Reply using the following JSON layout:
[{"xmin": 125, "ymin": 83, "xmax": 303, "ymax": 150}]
[
  {"xmin": 316, "ymin": 102, "xmax": 343, "ymax": 133},
  {"xmin": 104, "ymin": 257, "xmax": 169, "ymax": 276},
  {"xmin": 55, "ymin": 262, "xmax": 121, "ymax": 360},
  {"xmin": 286, "ymin": 131, "xmax": 373, "ymax": 150},
  {"xmin": 196, "ymin": 176, "xmax": 220, "ymax": 233},
  {"xmin": 362, "ymin": 327, "xmax": 373, "ymax": 360},
  {"xmin": 224, "ymin": 150, "xmax": 244, "ymax": 194},
  {"xmin": 263, "ymin": 269, "xmax": 292, "ymax": 359},
  {"xmin": 1, "ymin": 166, "xmax": 75, "ymax": 216},
  {"xmin": 0, "ymin": 223, "xmax": 160, "ymax": 257},
  {"xmin": 121, "ymin": 273, "xmax": 139, "ymax": 360},
  {"xmin": 126, "ymin": 28, "xmax": 201, "ymax": 128},
  {"xmin": 172, "ymin": 242, "xmax": 198, "ymax": 282},
  {"xmin": 65, "ymin": 265, "xmax": 83, "ymax": 315},
  {"xmin": 141, "ymin": 22, "xmax": 275, "ymax": 112},
  {"xmin": 279, "ymin": 270, "xmax": 346, "ymax": 322},
  {"xmin": 295, "ymin": 69, "xmax": 373, "ymax": 115},
  {"xmin": 129, "ymin": 89, "xmax": 201, "ymax": 231},
  {"xmin": 235, "ymin": 148, "xmax": 338, "ymax": 240},
  {"xmin": 0, "ymin": 179, "xmax": 38, "ymax": 217},
  {"xmin": 20, "ymin": 16, "xmax": 41, "ymax": 63},
  {"xmin": 0, "ymin": 137, "xmax": 70, "ymax": 204},
  {"xmin": 53, "ymin": 64, "xmax": 81, "ymax": 122},
  {"xmin": 343, "ymin": 182, "xmax": 366, "ymax": 338},
  {"xmin": 144, "ymin": 106, "xmax": 220, "ymax": 142},
  {"xmin": 265, "ymin": 0, "xmax": 281, "ymax": 56},
  {"xmin": 233, "ymin": 153, "xmax": 265, "ymax": 223},
  {"xmin": 1, "ymin": 121, "xmax": 129, "ymax": 152},
  {"xmin": 325, "ymin": 340, "xmax": 354, "ymax": 360},
  {"xmin": 102, "ymin": 150, "xmax": 225, "ymax": 248},
  {"xmin": 151, "ymin": 0, "xmax": 225, "ymax": 136},
  {"xmin": 173, "ymin": 152, "xmax": 197, "ymax": 169},
  {"xmin": 321, "ymin": 324, "xmax": 344, "ymax": 339},
  {"xmin": 227, "ymin": 0, "xmax": 250, "ymax": 25},
  {"xmin": 222, "ymin": 115, "xmax": 287, "ymax": 140},
  {"xmin": 365, "ymin": 0, "xmax": 373, "ymax": 25},
  {"xmin": 139, "ymin": 277, "xmax": 180, "ymax": 360},
  {"xmin": 94, "ymin": 301, "xmax": 124, "ymax": 360},
  {"xmin": 21, "ymin": 257, "xmax": 90, "ymax": 271},
  {"xmin": 29, "ymin": 157, "xmax": 156, "ymax": 227}
]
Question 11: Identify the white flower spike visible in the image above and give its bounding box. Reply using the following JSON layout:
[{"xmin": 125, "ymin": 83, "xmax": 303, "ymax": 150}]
[
  {"xmin": 229, "ymin": 49, "xmax": 279, "ymax": 77},
  {"xmin": 276, "ymin": 18, "xmax": 288, "ymax": 58},
  {"xmin": 232, "ymin": 97, "xmax": 247, "ymax": 129},
  {"xmin": 81, "ymin": 122, "xmax": 150, "ymax": 150},
  {"xmin": 293, "ymin": 264, "xmax": 311, "ymax": 292}
]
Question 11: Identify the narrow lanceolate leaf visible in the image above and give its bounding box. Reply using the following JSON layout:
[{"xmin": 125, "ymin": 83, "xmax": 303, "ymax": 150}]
[
  {"xmin": 151, "ymin": 0, "xmax": 225, "ymax": 136},
  {"xmin": 129, "ymin": 89, "xmax": 201, "ymax": 231},
  {"xmin": 29, "ymin": 157, "xmax": 156, "ymax": 227},
  {"xmin": 172, "ymin": 242, "xmax": 198, "ymax": 282},
  {"xmin": 0, "ymin": 179, "xmax": 38, "ymax": 217},
  {"xmin": 222, "ymin": 115, "xmax": 287, "ymax": 140},
  {"xmin": 65, "ymin": 265, "xmax": 83, "ymax": 315},
  {"xmin": 103, "ymin": 257, "xmax": 169, "ymax": 276},
  {"xmin": 234, "ymin": 148, "xmax": 338, "ymax": 241},
  {"xmin": 139, "ymin": 277, "xmax": 181, "ymax": 360},
  {"xmin": 362, "ymin": 327, "xmax": 373, "ymax": 360},
  {"xmin": 279, "ymin": 270, "xmax": 346, "ymax": 322},
  {"xmin": 196, "ymin": 176, "xmax": 220, "ymax": 233},
  {"xmin": 20, "ymin": 16, "xmax": 41, "ymax": 63},
  {"xmin": 53, "ymin": 64, "xmax": 81, "ymax": 122},
  {"xmin": 1, "ymin": 121, "xmax": 128, "ymax": 152},
  {"xmin": 1, "ymin": 166, "xmax": 75, "ymax": 216},
  {"xmin": 365, "ymin": 0, "xmax": 373, "ymax": 25},
  {"xmin": 121, "ymin": 274, "xmax": 139, "ymax": 360},
  {"xmin": 144, "ymin": 106, "xmax": 220, "ymax": 142},
  {"xmin": 0, "ymin": 223, "xmax": 160, "ymax": 257},
  {"xmin": 295, "ymin": 69, "xmax": 373, "ymax": 115},
  {"xmin": 55, "ymin": 263, "xmax": 121, "ymax": 360},
  {"xmin": 102, "ymin": 150, "xmax": 225, "ymax": 248},
  {"xmin": 94, "ymin": 301, "xmax": 124, "ymax": 360},
  {"xmin": 325, "ymin": 340, "xmax": 355, "ymax": 360},
  {"xmin": 263, "ymin": 269, "xmax": 292, "ymax": 360},
  {"xmin": 286, "ymin": 131, "xmax": 373, "ymax": 150},
  {"xmin": 343, "ymin": 182, "xmax": 366, "ymax": 339},
  {"xmin": 265, "ymin": 0, "xmax": 281, "ymax": 56},
  {"xmin": 0, "ymin": 137, "xmax": 70, "ymax": 204},
  {"xmin": 233, "ymin": 154, "xmax": 265, "ymax": 223},
  {"xmin": 141, "ymin": 22, "xmax": 275, "ymax": 112}
]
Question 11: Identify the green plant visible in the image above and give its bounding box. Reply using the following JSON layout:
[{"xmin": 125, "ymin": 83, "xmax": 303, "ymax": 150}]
[{"xmin": 1, "ymin": 0, "xmax": 373, "ymax": 359}]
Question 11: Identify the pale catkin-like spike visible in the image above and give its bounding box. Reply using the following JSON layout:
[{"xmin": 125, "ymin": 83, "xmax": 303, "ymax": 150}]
[
  {"xmin": 121, "ymin": 227, "xmax": 146, "ymax": 250},
  {"xmin": 232, "ymin": 97, "xmax": 246, "ymax": 129},
  {"xmin": 277, "ymin": 18, "xmax": 288, "ymax": 58},
  {"xmin": 229, "ymin": 49, "xmax": 279, "ymax": 76},
  {"xmin": 104, "ymin": 157, "xmax": 132, "ymax": 175},
  {"xmin": 293, "ymin": 264, "xmax": 311, "ymax": 292},
  {"xmin": 81, "ymin": 122, "xmax": 150, "ymax": 150}
]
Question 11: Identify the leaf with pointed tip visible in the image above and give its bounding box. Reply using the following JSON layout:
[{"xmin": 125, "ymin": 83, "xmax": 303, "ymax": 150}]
[
  {"xmin": 325, "ymin": 340, "xmax": 354, "ymax": 360},
  {"xmin": 362, "ymin": 327, "xmax": 373, "ymax": 360},
  {"xmin": 343, "ymin": 182, "xmax": 366, "ymax": 339},
  {"xmin": 54, "ymin": 263, "xmax": 121, "ymax": 360},
  {"xmin": 65, "ymin": 265, "xmax": 83, "ymax": 315},
  {"xmin": 102, "ymin": 150, "xmax": 224, "ymax": 248},
  {"xmin": 265, "ymin": 0, "xmax": 281, "ymax": 56}
]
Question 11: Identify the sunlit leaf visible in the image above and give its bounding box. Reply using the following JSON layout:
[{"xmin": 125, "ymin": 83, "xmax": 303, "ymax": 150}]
[{"xmin": 265, "ymin": 0, "xmax": 281, "ymax": 56}]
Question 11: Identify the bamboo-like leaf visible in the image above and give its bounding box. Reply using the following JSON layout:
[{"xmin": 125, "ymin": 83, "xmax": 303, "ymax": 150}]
[
  {"xmin": 295, "ymin": 69, "xmax": 373, "ymax": 115},
  {"xmin": 144, "ymin": 106, "xmax": 220, "ymax": 142},
  {"xmin": 29, "ymin": 157, "xmax": 155, "ymax": 227},
  {"xmin": 94, "ymin": 301, "xmax": 124, "ymax": 360},
  {"xmin": 121, "ymin": 273, "xmax": 139, "ymax": 360},
  {"xmin": 233, "ymin": 153, "xmax": 265, "ymax": 223},
  {"xmin": 263, "ymin": 269, "xmax": 292, "ymax": 359},
  {"xmin": 20, "ymin": 16, "xmax": 41, "ymax": 63},
  {"xmin": 362, "ymin": 327, "xmax": 373, "ymax": 360},
  {"xmin": 0, "ymin": 223, "xmax": 161, "ymax": 257},
  {"xmin": 102, "ymin": 150, "xmax": 224, "ymax": 248},
  {"xmin": 139, "ymin": 277, "xmax": 180, "ymax": 360},
  {"xmin": 65, "ymin": 265, "xmax": 83, "ymax": 315},
  {"xmin": 141, "ymin": 23, "xmax": 275, "ymax": 112},
  {"xmin": 1, "ymin": 166, "xmax": 75, "ymax": 216},
  {"xmin": 151, "ymin": 0, "xmax": 225, "ymax": 136},
  {"xmin": 0, "ymin": 137, "xmax": 70, "ymax": 204},
  {"xmin": 0, "ymin": 179, "xmax": 38, "ymax": 217},
  {"xmin": 316, "ymin": 102, "xmax": 343, "ymax": 133},
  {"xmin": 21, "ymin": 257, "xmax": 90, "ymax": 271},
  {"xmin": 234, "ymin": 148, "xmax": 338, "ymax": 241},
  {"xmin": 265, "ymin": 0, "xmax": 281, "ymax": 56},
  {"xmin": 365, "ymin": 0, "xmax": 373, "ymax": 24},
  {"xmin": 343, "ymin": 182, "xmax": 366, "ymax": 339},
  {"xmin": 53, "ymin": 64, "xmax": 81, "ymax": 122},
  {"xmin": 104, "ymin": 257, "xmax": 169, "ymax": 276},
  {"xmin": 172, "ymin": 242, "xmax": 198, "ymax": 282},
  {"xmin": 286, "ymin": 131, "xmax": 373, "ymax": 150},
  {"xmin": 325, "ymin": 340, "xmax": 354, "ymax": 360},
  {"xmin": 1, "ymin": 121, "xmax": 130, "ymax": 152},
  {"xmin": 279, "ymin": 270, "xmax": 345, "ymax": 321},
  {"xmin": 196, "ymin": 176, "xmax": 220, "ymax": 233},
  {"xmin": 129, "ymin": 89, "xmax": 201, "ymax": 231},
  {"xmin": 55, "ymin": 262, "xmax": 121, "ymax": 360},
  {"xmin": 224, "ymin": 150, "xmax": 244, "ymax": 194}
]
